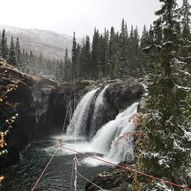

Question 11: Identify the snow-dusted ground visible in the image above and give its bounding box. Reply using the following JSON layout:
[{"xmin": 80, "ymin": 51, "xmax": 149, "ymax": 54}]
[{"xmin": 0, "ymin": 25, "xmax": 73, "ymax": 60}]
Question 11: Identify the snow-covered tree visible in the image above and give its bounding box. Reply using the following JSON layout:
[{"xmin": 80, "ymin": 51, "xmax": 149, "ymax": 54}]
[
  {"xmin": 133, "ymin": 0, "xmax": 191, "ymax": 190},
  {"xmin": 1, "ymin": 29, "xmax": 9, "ymax": 60}
]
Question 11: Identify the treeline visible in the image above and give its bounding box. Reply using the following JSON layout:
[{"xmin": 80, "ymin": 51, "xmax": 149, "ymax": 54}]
[
  {"xmin": 0, "ymin": 29, "xmax": 64, "ymax": 81},
  {"xmin": 0, "ymin": 22, "xmax": 154, "ymax": 82},
  {"xmin": 66, "ymin": 19, "xmax": 153, "ymax": 81}
]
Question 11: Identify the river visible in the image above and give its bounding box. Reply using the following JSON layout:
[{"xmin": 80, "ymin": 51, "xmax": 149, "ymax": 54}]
[{"xmin": 0, "ymin": 135, "xmax": 108, "ymax": 191}]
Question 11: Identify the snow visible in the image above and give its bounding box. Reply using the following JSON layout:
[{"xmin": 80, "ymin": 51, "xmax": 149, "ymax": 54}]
[
  {"xmin": 0, "ymin": 25, "xmax": 73, "ymax": 60},
  {"xmin": 183, "ymin": 130, "xmax": 191, "ymax": 141},
  {"xmin": 175, "ymin": 84, "xmax": 191, "ymax": 91},
  {"xmin": 153, "ymin": 182, "xmax": 174, "ymax": 191},
  {"xmin": 158, "ymin": 158, "xmax": 170, "ymax": 167},
  {"xmin": 173, "ymin": 139, "xmax": 187, "ymax": 152}
]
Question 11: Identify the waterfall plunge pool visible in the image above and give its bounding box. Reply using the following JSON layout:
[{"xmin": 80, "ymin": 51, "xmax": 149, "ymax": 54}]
[
  {"xmin": 0, "ymin": 135, "xmax": 109, "ymax": 191},
  {"xmin": 0, "ymin": 85, "xmax": 139, "ymax": 190}
]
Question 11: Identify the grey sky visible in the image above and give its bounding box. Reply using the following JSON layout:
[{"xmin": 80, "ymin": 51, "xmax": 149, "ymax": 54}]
[{"xmin": 0, "ymin": 0, "xmax": 184, "ymax": 37}]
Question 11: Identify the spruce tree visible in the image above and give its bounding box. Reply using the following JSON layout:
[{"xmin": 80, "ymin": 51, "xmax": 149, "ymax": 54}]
[
  {"xmin": 91, "ymin": 28, "xmax": 101, "ymax": 79},
  {"xmin": 71, "ymin": 32, "xmax": 77, "ymax": 79},
  {"xmin": 140, "ymin": 25, "xmax": 150, "ymax": 76},
  {"xmin": 119, "ymin": 19, "xmax": 129, "ymax": 78},
  {"xmin": 128, "ymin": 26, "xmax": 141, "ymax": 77},
  {"xmin": 15, "ymin": 38, "xmax": 22, "ymax": 64},
  {"xmin": 75, "ymin": 44, "xmax": 81, "ymax": 79},
  {"xmin": 99, "ymin": 30, "xmax": 109, "ymax": 78},
  {"xmin": 181, "ymin": 0, "xmax": 191, "ymax": 38},
  {"xmin": 140, "ymin": 25, "xmax": 149, "ymax": 49},
  {"xmin": 133, "ymin": 0, "xmax": 191, "ymax": 190},
  {"xmin": 80, "ymin": 35, "xmax": 91, "ymax": 79},
  {"xmin": 1, "ymin": 29, "xmax": 9, "ymax": 60},
  {"xmin": 109, "ymin": 27, "xmax": 120, "ymax": 79},
  {"xmin": 63, "ymin": 48, "xmax": 72, "ymax": 81},
  {"xmin": 7, "ymin": 37, "xmax": 17, "ymax": 66}
]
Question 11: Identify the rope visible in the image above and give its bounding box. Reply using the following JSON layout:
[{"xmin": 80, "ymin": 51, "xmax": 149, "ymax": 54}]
[
  {"xmin": 31, "ymin": 146, "xmax": 59, "ymax": 191},
  {"xmin": 61, "ymin": 101, "xmax": 71, "ymax": 135},
  {"xmin": 59, "ymin": 146, "xmax": 65, "ymax": 191},
  {"xmin": 61, "ymin": 88, "xmax": 73, "ymax": 135},
  {"xmin": 74, "ymin": 156, "xmax": 78, "ymax": 191},
  {"xmin": 73, "ymin": 76, "xmax": 78, "ymax": 191},
  {"xmin": 69, "ymin": 160, "xmax": 75, "ymax": 191},
  {"xmin": 73, "ymin": 155, "xmax": 105, "ymax": 191},
  {"xmin": 61, "ymin": 145, "xmax": 191, "ymax": 191},
  {"xmin": 76, "ymin": 171, "xmax": 105, "ymax": 191}
]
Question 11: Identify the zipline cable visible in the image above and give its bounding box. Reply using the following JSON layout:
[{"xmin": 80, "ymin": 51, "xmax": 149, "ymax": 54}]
[
  {"xmin": 69, "ymin": 159, "xmax": 75, "ymax": 191},
  {"xmin": 61, "ymin": 145, "xmax": 191, "ymax": 191},
  {"xmin": 76, "ymin": 171, "xmax": 105, "ymax": 191},
  {"xmin": 74, "ymin": 156, "xmax": 78, "ymax": 191},
  {"xmin": 31, "ymin": 146, "xmax": 59, "ymax": 191}
]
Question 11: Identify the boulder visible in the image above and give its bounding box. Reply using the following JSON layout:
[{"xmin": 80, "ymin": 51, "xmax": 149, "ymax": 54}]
[
  {"xmin": 86, "ymin": 163, "xmax": 133, "ymax": 191},
  {"xmin": 106, "ymin": 78, "xmax": 145, "ymax": 111}
]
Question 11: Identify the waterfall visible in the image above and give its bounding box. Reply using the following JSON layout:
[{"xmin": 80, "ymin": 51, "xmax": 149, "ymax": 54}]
[
  {"xmin": 64, "ymin": 86, "xmax": 139, "ymax": 166},
  {"xmin": 91, "ymin": 102, "xmax": 138, "ymax": 153},
  {"xmin": 83, "ymin": 102, "xmax": 138, "ymax": 165},
  {"xmin": 66, "ymin": 88, "xmax": 99, "ymax": 136},
  {"xmin": 90, "ymin": 85, "xmax": 109, "ymax": 137}
]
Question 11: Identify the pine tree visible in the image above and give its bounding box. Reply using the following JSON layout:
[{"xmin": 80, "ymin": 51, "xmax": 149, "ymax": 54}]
[
  {"xmin": 179, "ymin": 0, "xmax": 191, "ymax": 58},
  {"xmin": 140, "ymin": 25, "xmax": 149, "ymax": 49},
  {"xmin": 91, "ymin": 28, "xmax": 101, "ymax": 79},
  {"xmin": 75, "ymin": 44, "xmax": 81, "ymax": 79},
  {"xmin": 80, "ymin": 35, "xmax": 91, "ymax": 79},
  {"xmin": 119, "ymin": 19, "xmax": 129, "ymax": 78},
  {"xmin": 1, "ymin": 29, "xmax": 9, "ymax": 60},
  {"xmin": 99, "ymin": 30, "xmax": 109, "ymax": 78},
  {"xmin": 7, "ymin": 37, "xmax": 17, "ymax": 66},
  {"xmin": 181, "ymin": 0, "xmax": 191, "ymax": 38},
  {"xmin": 71, "ymin": 32, "xmax": 77, "ymax": 79},
  {"xmin": 128, "ymin": 26, "xmax": 141, "ymax": 77},
  {"xmin": 56, "ymin": 59, "xmax": 65, "ymax": 82},
  {"xmin": 109, "ymin": 27, "xmax": 120, "ymax": 79},
  {"xmin": 15, "ymin": 38, "xmax": 21, "ymax": 63},
  {"xmin": 140, "ymin": 25, "xmax": 150, "ymax": 76},
  {"xmin": 63, "ymin": 48, "xmax": 72, "ymax": 81},
  {"xmin": 133, "ymin": 0, "xmax": 191, "ymax": 190}
]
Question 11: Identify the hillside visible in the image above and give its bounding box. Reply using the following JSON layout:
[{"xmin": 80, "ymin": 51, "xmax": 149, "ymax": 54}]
[{"xmin": 0, "ymin": 25, "xmax": 73, "ymax": 60}]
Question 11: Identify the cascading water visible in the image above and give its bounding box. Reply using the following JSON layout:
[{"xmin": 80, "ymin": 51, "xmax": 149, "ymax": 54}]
[
  {"xmin": 64, "ymin": 87, "xmax": 139, "ymax": 166},
  {"xmin": 83, "ymin": 102, "xmax": 138, "ymax": 165},
  {"xmin": 66, "ymin": 88, "xmax": 99, "ymax": 136},
  {"xmin": 89, "ymin": 85, "xmax": 109, "ymax": 137},
  {"xmin": 2, "ymin": 87, "xmax": 141, "ymax": 191}
]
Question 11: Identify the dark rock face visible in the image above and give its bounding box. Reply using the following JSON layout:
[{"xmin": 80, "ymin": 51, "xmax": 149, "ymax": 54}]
[
  {"xmin": 106, "ymin": 78, "xmax": 144, "ymax": 111},
  {"xmin": 51, "ymin": 80, "xmax": 98, "ymax": 134},
  {"xmin": 0, "ymin": 61, "xmax": 57, "ymax": 167},
  {"xmin": 88, "ymin": 79, "xmax": 145, "ymax": 137},
  {"xmin": 86, "ymin": 163, "xmax": 133, "ymax": 191}
]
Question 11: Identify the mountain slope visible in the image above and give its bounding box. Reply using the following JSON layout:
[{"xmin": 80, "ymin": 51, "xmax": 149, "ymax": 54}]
[{"xmin": 0, "ymin": 25, "xmax": 73, "ymax": 60}]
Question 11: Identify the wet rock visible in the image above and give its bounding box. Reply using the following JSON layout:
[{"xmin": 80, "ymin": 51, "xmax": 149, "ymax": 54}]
[
  {"xmin": 86, "ymin": 163, "xmax": 133, "ymax": 191},
  {"xmin": 106, "ymin": 78, "xmax": 145, "ymax": 111}
]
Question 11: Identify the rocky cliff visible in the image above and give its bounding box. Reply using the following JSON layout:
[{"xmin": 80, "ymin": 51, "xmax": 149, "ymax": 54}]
[
  {"xmin": 0, "ymin": 60, "xmax": 57, "ymax": 166},
  {"xmin": 0, "ymin": 61, "xmax": 145, "ymax": 168}
]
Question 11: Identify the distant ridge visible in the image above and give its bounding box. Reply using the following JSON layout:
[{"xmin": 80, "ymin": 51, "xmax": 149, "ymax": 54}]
[{"xmin": 0, "ymin": 25, "xmax": 73, "ymax": 60}]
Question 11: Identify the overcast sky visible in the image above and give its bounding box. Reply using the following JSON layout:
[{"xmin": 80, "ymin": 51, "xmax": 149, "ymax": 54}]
[{"xmin": 0, "ymin": 0, "xmax": 184, "ymax": 37}]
